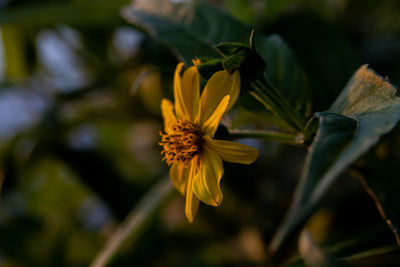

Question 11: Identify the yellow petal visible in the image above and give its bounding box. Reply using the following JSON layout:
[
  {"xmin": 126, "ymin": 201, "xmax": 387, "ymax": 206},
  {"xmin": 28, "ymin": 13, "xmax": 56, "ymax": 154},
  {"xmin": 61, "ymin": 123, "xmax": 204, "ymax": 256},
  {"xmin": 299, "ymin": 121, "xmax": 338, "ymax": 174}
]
[
  {"xmin": 199, "ymin": 70, "xmax": 240, "ymax": 124},
  {"xmin": 226, "ymin": 70, "xmax": 240, "ymax": 110},
  {"xmin": 181, "ymin": 66, "xmax": 200, "ymax": 121},
  {"xmin": 204, "ymin": 136, "xmax": 259, "ymax": 164},
  {"xmin": 185, "ymin": 156, "xmax": 200, "ymax": 223},
  {"xmin": 173, "ymin": 62, "xmax": 186, "ymax": 119},
  {"xmin": 193, "ymin": 147, "xmax": 224, "ymax": 206},
  {"xmin": 161, "ymin": 99, "xmax": 177, "ymax": 133},
  {"xmin": 185, "ymin": 190, "xmax": 199, "ymax": 223},
  {"xmin": 202, "ymin": 95, "xmax": 230, "ymax": 137},
  {"xmin": 169, "ymin": 162, "xmax": 189, "ymax": 195}
]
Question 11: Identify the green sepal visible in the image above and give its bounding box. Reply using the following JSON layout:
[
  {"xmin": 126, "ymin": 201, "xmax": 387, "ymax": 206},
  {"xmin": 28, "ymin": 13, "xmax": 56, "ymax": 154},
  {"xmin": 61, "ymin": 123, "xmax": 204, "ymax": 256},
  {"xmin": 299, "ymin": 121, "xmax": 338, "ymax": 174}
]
[
  {"xmin": 215, "ymin": 42, "xmax": 249, "ymax": 57},
  {"xmin": 196, "ymin": 57, "xmax": 224, "ymax": 79},
  {"xmin": 214, "ymin": 40, "xmax": 266, "ymax": 83}
]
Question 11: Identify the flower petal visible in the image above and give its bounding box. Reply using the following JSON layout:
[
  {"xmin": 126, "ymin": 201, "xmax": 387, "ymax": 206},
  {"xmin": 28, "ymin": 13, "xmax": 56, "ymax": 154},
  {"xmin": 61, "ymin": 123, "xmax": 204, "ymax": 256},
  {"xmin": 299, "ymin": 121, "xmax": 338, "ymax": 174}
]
[
  {"xmin": 193, "ymin": 147, "xmax": 224, "ymax": 206},
  {"xmin": 181, "ymin": 66, "xmax": 200, "ymax": 121},
  {"xmin": 202, "ymin": 95, "xmax": 230, "ymax": 137},
  {"xmin": 185, "ymin": 156, "xmax": 200, "ymax": 223},
  {"xmin": 204, "ymin": 137, "xmax": 259, "ymax": 164},
  {"xmin": 161, "ymin": 99, "xmax": 177, "ymax": 133},
  {"xmin": 173, "ymin": 62, "xmax": 186, "ymax": 119},
  {"xmin": 199, "ymin": 70, "xmax": 240, "ymax": 124},
  {"xmin": 226, "ymin": 70, "xmax": 240, "ymax": 110},
  {"xmin": 169, "ymin": 162, "xmax": 189, "ymax": 195},
  {"xmin": 185, "ymin": 190, "xmax": 199, "ymax": 223}
]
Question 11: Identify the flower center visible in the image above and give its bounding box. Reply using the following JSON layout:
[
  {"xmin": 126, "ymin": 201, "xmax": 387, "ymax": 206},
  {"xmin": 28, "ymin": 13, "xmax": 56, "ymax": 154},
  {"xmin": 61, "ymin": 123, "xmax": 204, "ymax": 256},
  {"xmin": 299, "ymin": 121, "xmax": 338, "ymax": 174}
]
[{"xmin": 159, "ymin": 120, "xmax": 202, "ymax": 166}]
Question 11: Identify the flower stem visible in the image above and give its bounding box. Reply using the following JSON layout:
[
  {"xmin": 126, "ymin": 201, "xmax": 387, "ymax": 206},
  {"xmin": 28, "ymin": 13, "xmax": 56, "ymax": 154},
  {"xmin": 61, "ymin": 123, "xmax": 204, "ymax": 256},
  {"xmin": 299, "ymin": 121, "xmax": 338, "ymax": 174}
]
[
  {"xmin": 229, "ymin": 129, "xmax": 300, "ymax": 145},
  {"xmin": 250, "ymin": 76, "xmax": 306, "ymax": 132}
]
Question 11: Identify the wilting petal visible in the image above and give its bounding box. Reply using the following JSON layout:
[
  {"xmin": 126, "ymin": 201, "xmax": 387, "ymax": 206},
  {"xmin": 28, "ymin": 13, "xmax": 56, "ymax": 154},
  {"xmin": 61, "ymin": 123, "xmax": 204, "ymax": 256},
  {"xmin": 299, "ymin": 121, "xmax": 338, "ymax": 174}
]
[
  {"xmin": 169, "ymin": 162, "xmax": 189, "ymax": 195},
  {"xmin": 199, "ymin": 70, "xmax": 240, "ymax": 124},
  {"xmin": 185, "ymin": 156, "xmax": 200, "ymax": 223},
  {"xmin": 181, "ymin": 66, "xmax": 200, "ymax": 121},
  {"xmin": 201, "ymin": 95, "xmax": 230, "ymax": 137},
  {"xmin": 193, "ymin": 148, "xmax": 224, "ymax": 206},
  {"xmin": 161, "ymin": 99, "xmax": 177, "ymax": 133},
  {"xmin": 204, "ymin": 136, "xmax": 259, "ymax": 164},
  {"xmin": 173, "ymin": 62, "xmax": 186, "ymax": 119}
]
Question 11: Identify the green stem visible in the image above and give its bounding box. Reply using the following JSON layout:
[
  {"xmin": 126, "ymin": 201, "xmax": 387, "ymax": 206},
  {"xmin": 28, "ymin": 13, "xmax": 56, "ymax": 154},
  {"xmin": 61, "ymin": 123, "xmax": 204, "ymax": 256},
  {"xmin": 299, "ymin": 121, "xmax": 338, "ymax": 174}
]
[
  {"xmin": 229, "ymin": 129, "xmax": 300, "ymax": 145},
  {"xmin": 250, "ymin": 76, "xmax": 306, "ymax": 132}
]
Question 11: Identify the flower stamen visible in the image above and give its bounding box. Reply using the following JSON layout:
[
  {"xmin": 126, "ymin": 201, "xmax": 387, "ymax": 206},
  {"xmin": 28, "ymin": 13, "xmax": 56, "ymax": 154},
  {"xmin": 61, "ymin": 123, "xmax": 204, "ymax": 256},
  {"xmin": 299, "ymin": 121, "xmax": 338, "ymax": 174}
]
[{"xmin": 159, "ymin": 120, "xmax": 202, "ymax": 166}]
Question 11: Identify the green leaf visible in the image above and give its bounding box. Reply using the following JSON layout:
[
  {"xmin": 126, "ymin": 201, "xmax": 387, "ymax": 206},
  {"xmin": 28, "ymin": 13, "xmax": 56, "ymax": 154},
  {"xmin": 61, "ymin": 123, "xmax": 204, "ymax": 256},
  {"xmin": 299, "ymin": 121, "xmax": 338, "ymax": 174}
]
[
  {"xmin": 122, "ymin": 0, "xmax": 309, "ymax": 116},
  {"xmin": 270, "ymin": 65, "xmax": 400, "ymax": 252},
  {"xmin": 215, "ymin": 42, "xmax": 250, "ymax": 57},
  {"xmin": 256, "ymin": 35, "xmax": 310, "ymax": 116},
  {"xmin": 122, "ymin": 0, "xmax": 250, "ymax": 63}
]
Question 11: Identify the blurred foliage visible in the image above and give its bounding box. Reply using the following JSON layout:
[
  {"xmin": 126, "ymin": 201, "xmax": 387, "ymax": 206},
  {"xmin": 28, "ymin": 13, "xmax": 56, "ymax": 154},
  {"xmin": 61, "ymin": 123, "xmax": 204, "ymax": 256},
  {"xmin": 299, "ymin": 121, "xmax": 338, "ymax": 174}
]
[{"xmin": 0, "ymin": 0, "xmax": 400, "ymax": 266}]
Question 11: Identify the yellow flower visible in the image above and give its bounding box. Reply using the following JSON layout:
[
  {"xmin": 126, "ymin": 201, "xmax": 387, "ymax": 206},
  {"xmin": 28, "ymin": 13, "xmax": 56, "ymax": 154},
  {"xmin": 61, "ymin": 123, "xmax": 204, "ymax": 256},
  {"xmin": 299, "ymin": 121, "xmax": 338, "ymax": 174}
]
[{"xmin": 159, "ymin": 61, "xmax": 259, "ymax": 222}]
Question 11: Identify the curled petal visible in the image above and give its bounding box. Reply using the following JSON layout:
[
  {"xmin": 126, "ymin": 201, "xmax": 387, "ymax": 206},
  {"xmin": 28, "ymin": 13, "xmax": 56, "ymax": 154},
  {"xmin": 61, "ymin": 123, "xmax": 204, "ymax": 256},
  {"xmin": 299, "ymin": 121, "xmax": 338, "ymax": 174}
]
[
  {"xmin": 199, "ymin": 70, "xmax": 240, "ymax": 124},
  {"xmin": 161, "ymin": 99, "xmax": 177, "ymax": 133},
  {"xmin": 193, "ymin": 148, "xmax": 224, "ymax": 206},
  {"xmin": 204, "ymin": 137, "xmax": 259, "ymax": 164}
]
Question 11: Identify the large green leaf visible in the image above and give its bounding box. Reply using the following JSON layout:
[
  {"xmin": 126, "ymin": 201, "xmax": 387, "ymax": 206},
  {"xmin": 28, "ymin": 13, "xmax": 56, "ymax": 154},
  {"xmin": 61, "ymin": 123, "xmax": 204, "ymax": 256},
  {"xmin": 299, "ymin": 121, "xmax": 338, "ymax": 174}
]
[
  {"xmin": 257, "ymin": 35, "xmax": 309, "ymax": 116},
  {"xmin": 122, "ymin": 0, "xmax": 309, "ymax": 116},
  {"xmin": 270, "ymin": 65, "xmax": 400, "ymax": 252},
  {"xmin": 122, "ymin": 0, "xmax": 249, "ymax": 62}
]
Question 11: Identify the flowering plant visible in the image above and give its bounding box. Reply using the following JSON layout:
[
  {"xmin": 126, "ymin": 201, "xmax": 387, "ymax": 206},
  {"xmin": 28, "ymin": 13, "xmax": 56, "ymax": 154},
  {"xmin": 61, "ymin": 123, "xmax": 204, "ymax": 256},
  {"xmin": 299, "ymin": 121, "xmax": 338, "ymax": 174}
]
[{"xmin": 1, "ymin": 0, "xmax": 400, "ymax": 266}]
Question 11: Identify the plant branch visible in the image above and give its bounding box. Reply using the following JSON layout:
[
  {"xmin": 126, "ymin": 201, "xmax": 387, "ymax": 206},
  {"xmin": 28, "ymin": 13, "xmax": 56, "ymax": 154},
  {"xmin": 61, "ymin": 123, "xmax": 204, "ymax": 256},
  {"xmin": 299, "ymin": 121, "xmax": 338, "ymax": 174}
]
[{"xmin": 229, "ymin": 129, "xmax": 300, "ymax": 145}]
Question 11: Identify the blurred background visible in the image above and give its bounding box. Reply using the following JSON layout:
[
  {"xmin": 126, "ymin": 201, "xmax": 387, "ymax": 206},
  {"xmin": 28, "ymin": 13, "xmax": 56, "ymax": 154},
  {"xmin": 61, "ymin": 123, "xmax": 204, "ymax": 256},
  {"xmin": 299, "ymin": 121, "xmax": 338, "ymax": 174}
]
[{"xmin": 0, "ymin": 0, "xmax": 400, "ymax": 266}]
